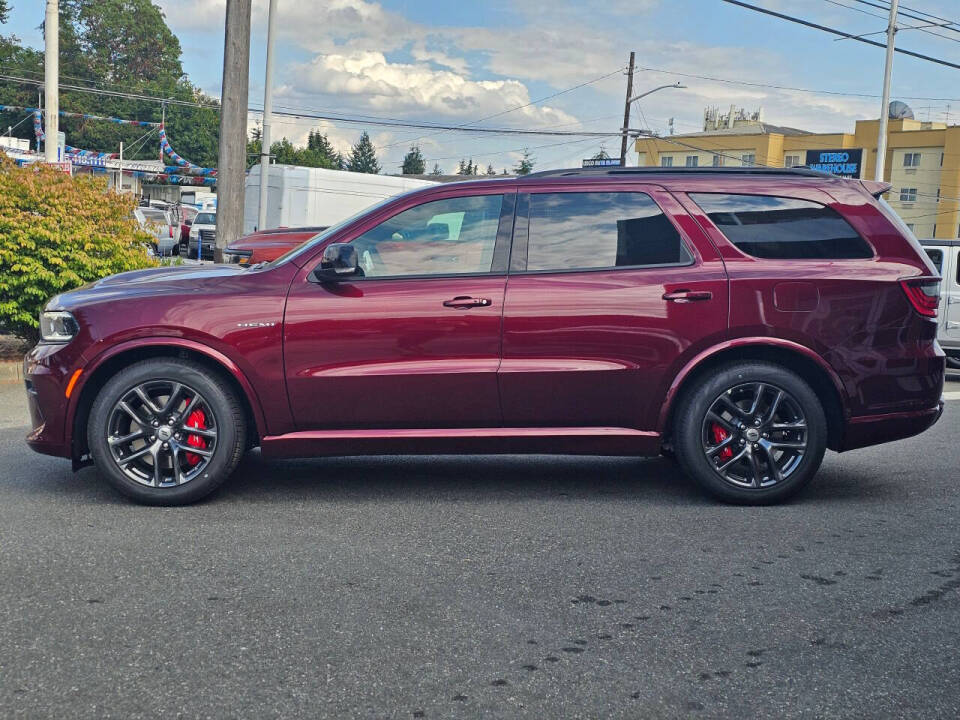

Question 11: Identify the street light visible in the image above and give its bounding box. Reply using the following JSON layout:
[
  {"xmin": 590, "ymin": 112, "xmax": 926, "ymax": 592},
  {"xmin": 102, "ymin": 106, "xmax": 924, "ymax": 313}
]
[
  {"xmin": 627, "ymin": 81, "xmax": 686, "ymax": 106},
  {"xmin": 620, "ymin": 82, "xmax": 686, "ymax": 166}
]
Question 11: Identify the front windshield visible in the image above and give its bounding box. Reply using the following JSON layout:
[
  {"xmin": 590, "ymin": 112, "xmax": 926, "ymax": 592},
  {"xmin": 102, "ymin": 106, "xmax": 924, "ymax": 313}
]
[
  {"xmin": 195, "ymin": 212, "xmax": 216, "ymax": 225},
  {"xmin": 266, "ymin": 193, "xmax": 413, "ymax": 268}
]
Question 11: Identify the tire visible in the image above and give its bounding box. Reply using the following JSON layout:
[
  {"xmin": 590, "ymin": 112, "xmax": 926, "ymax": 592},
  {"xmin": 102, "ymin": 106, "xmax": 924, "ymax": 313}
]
[
  {"xmin": 947, "ymin": 354, "xmax": 960, "ymax": 370},
  {"xmin": 87, "ymin": 358, "xmax": 247, "ymax": 505},
  {"xmin": 673, "ymin": 361, "xmax": 827, "ymax": 505}
]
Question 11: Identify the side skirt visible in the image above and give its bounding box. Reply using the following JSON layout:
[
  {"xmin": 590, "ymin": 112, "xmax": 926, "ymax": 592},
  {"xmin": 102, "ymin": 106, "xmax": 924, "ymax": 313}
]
[{"xmin": 260, "ymin": 427, "xmax": 661, "ymax": 459}]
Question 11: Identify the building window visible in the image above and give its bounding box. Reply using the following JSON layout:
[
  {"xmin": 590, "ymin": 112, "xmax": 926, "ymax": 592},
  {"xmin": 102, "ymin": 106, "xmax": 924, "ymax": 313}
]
[
  {"xmin": 903, "ymin": 152, "xmax": 921, "ymax": 167},
  {"xmin": 712, "ymin": 155, "xmax": 723, "ymax": 167},
  {"xmin": 899, "ymin": 188, "xmax": 918, "ymax": 202},
  {"xmin": 906, "ymin": 223, "xmax": 915, "ymax": 232},
  {"xmin": 686, "ymin": 156, "xmax": 698, "ymax": 167},
  {"xmin": 741, "ymin": 153, "xmax": 756, "ymax": 167},
  {"xmin": 784, "ymin": 155, "xmax": 801, "ymax": 168},
  {"xmin": 661, "ymin": 156, "xmax": 673, "ymax": 168}
]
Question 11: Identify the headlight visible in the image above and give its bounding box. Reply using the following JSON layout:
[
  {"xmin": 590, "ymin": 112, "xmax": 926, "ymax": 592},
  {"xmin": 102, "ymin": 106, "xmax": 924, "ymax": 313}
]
[
  {"xmin": 39, "ymin": 311, "xmax": 79, "ymax": 343},
  {"xmin": 223, "ymin": 250, "xmax": 252, "ymax": 265}
]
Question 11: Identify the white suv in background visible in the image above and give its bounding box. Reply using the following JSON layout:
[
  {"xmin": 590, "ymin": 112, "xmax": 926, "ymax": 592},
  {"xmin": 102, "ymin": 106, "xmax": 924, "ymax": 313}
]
[
  {"xmin": 187, "ymin": 211, "xmax": 217, "ymax": 261},
  {"xmin": 921, "ymin": 239, "xmax": 960, "ymax": 369}
]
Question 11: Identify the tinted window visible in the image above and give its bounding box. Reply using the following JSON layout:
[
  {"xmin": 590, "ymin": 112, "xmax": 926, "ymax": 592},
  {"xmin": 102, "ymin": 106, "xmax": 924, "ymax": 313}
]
[
  {"xmin": 351, "ymin": 194, "xmax": 502, "ymax": 278},
  {"xmin": 924, "ymin": 249, "xmax": 943, "ymax": 274},
  {"xmin": 690, "ymin": 193, "xmax": 873, "ymax": 259},
  {"xmin": 195, "ymin": 212, "xmax": 216, "ymax": 225},
  {"xmin": 525, "ymin": 192, "xmax": 692, "ymax": 272}
]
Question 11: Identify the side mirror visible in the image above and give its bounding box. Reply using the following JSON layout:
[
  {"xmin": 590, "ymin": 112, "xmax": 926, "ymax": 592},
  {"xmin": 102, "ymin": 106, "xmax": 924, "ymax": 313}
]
[{"xmin": 310, "ymin": 243, "xmax": 359, "ymax": 282}]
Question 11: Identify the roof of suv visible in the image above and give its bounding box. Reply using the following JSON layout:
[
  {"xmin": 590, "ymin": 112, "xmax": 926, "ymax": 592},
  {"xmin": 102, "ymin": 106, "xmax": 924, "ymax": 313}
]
[
  {"xmin": 521, "ymin": 167, "xmax": 835, "ymax": 180},
  {"xmin": 430, "ymin": 166, "xmax": 845, "ymax": 192}
]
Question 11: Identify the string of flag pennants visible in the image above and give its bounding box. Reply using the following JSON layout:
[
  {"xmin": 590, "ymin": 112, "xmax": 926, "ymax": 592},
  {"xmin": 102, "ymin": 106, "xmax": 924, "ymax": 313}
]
[{"xmin": 2, "ymin": 106, "xmax": 216, "ymax": 178}]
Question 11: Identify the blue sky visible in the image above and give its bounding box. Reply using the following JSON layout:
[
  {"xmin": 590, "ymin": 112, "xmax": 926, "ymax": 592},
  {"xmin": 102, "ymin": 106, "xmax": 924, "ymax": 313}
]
[{"xmin": 4, "ymin": 0, "xmax": 959, "ymax": 172}]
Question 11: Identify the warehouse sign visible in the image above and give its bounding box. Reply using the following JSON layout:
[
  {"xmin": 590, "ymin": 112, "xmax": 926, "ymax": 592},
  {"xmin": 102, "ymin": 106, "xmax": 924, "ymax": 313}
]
[{"xmin": 805, "ymin": 149, "xmax": 863, "ymax": 178}]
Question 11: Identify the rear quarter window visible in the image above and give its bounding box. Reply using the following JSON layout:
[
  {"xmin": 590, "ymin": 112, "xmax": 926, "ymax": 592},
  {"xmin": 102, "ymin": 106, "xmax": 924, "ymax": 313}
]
[
  {"xmin": 690, "ymin": 193, "xmax": 873, "ymax": 260},
  {"xmin": 924, "ymin": 249, "xmax": 944, "ymax": 274}
]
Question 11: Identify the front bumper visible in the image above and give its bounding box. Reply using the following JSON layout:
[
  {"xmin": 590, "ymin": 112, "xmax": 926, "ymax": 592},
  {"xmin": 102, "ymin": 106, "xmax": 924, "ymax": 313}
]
[{"xmin": 23, "ymin": 346, "xmax": 74, "ymax": 460}]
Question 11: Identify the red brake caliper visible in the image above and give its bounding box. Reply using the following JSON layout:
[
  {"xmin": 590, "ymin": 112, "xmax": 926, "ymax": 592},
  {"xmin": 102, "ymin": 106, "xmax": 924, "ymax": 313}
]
[
  {"xmin": 711, "ymin": 423, "xmax": 733, "ymax": 462},
  {"xmin": 184, "ymin": 405, "xmax": 207, "ymax": 466}
]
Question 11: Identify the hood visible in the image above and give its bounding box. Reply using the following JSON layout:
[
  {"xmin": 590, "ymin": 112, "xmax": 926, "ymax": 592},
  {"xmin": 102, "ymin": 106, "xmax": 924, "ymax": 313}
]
[{"xmin": 47, "ymin": 264, "xmax": 245, "ymax": 311}]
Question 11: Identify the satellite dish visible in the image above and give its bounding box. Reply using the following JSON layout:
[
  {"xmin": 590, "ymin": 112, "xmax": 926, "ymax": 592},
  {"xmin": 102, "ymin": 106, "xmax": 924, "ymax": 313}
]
[{"xmin": 889, "ymin": 101, "xmax": 914, "ymax": 120}]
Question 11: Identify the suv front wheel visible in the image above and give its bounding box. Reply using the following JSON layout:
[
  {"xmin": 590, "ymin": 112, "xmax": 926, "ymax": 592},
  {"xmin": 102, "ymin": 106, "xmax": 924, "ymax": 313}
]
[
  {"xmin": 673, "ymin": 361, "xmax": 827, "ymax": 504},
  {"xmin": 87, "ymin": 358, "xmax": 246, "ymax": 505}
]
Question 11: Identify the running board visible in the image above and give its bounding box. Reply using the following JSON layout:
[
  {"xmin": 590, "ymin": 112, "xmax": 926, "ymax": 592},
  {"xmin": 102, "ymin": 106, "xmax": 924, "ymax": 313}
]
[{"xmin": 260, "ymin": 427, "xmax": 661, "ymax": 459}]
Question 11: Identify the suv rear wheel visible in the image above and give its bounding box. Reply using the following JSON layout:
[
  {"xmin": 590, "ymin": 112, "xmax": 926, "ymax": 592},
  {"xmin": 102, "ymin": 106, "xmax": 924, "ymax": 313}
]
[
  {"xmin": 673, "ymin": 361, "xmax": 827, "ymax": 504},
  {"xmin": 87, "ymin": 358, "xmax": 246, "ymax": 505}
]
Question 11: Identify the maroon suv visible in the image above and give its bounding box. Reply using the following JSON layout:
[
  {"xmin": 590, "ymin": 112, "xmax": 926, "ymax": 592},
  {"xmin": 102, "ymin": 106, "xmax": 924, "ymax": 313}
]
[{"xmin": 24, "ymin": 168, "xmax": 945, "ymax": 505}]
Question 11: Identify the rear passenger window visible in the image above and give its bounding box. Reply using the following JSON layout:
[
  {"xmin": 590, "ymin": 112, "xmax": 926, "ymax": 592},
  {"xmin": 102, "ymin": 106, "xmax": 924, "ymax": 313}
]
[
  {"xmin": 925, "ymin": 249, "xmax": 943, "ymax": 274},
  {"xmin": 525, "ymin": 192, "xmax": 692, "ymax": 271},
  {"xmin": 690, "ymin": 193, "xmax": 873, "ymax": 260}
]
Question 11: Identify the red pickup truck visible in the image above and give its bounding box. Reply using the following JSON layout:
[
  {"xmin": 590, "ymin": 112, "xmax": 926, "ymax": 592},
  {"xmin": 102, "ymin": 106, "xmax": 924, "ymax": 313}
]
[{"xmin": 223, "ymin": 226, "xmax": 328, "ymax": 265}]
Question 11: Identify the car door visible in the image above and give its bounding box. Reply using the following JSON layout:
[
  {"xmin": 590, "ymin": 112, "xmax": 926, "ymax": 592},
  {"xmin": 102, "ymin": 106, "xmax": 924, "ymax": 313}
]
[
  {"xmin": 284, "ymin": 189, "xmax": 515, "ymax": 430},
  {"xmin": 498, "ymin": 185, "xmax": 728, "ymax": 431},
  {"xmin": 946, "ymin": 245, "xmax": 960, "ymax": 343}
]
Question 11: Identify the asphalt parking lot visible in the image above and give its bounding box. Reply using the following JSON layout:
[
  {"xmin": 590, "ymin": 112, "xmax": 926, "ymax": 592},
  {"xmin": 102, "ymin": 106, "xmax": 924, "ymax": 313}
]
[{"xmin": 1, "ymin": 378, "xmax": 958, "ymax": 719}]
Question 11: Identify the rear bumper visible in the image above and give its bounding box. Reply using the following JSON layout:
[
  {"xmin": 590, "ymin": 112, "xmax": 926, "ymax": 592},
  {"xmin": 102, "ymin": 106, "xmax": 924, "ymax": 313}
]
[{"xmin": 840, "ymin": 401, "xmax": 944, "ymax": 451}]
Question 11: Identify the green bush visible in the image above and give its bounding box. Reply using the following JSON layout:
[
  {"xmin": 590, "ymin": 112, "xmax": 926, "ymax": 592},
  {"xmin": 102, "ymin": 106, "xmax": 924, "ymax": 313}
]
[{"xmin": 0, "ymin": 157, "xmax": 156, "ymax": 342}]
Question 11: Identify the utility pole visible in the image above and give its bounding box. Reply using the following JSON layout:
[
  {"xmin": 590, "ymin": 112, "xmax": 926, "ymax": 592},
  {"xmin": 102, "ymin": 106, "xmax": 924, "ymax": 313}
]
[
  {"xmin": 875, "ymin": 0, "xmax": 899, "ymax": 181},
  {"xmin": 43, "ymin": 0, "xmax": 59, "ymax": 163},
  {"xmin": 215, "ymin": 0, "xmax": 252, "ymax": 261},
  {"xmin": 118, "ymin": 141, "xmax": 123, "ymax": 193},
  {"xmin": 619, "ymin": 51, "xmax": 635, "ymax": 167},
  {"xmin": 257, "ymin": 0, "xmax": 278, "ymax": 232}
]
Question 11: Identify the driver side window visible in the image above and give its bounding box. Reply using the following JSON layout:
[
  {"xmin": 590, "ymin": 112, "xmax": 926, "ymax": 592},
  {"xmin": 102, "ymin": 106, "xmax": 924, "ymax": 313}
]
[{"xmin": 351, "ymin": 194, "xmax": 503, "ymax": 278}]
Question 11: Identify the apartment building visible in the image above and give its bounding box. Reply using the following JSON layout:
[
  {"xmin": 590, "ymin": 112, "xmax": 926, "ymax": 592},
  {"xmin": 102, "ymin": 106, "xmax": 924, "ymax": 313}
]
[{"xmin": 635, "ymin": 110, "xmax": 960, "ymax": 239}]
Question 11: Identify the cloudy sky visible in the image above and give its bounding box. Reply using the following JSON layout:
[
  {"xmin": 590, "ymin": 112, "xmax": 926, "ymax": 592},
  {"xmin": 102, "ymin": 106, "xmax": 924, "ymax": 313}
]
[{"xmin": 6, "ymin": 0, "xmax": 960, "ymax": 172}]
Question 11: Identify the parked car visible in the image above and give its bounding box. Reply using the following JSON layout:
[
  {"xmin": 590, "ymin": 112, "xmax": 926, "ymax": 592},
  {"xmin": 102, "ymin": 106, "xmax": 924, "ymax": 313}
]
[
  {"xmin": 186, "ymin": 211, "xmax": 217, "ymax": 260},
  {"xmin": 919, "ymin": 239, "xmax": 959, "ymax": 369},
  {"xmin": 133, "ymin": 206, "xmax": 177, "ymax": 256},
  {"xmin": 223, "ymin": 226, "xmax": 329, "ymax": 265},
  {"xmin": 24, "ymin": 167, "xmax": 945, "ymax": 506}
]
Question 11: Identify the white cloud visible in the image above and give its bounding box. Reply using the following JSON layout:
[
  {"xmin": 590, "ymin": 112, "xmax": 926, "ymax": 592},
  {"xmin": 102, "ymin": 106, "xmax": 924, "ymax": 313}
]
[{"xmin": 298, "ymin": 51, "xmax": 579, "ymax": 127}]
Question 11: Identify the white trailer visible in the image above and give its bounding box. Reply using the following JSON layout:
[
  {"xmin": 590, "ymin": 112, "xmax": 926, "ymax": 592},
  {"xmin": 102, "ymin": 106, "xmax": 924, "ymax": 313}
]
[{"xmin": 243, "ymin": 165, "xmax": 437, "ymax": 234}]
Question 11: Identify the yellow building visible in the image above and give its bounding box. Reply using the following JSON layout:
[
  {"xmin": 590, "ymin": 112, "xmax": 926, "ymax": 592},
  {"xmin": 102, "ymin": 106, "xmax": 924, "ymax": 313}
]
[{"xmin": 635, "ymin": 117, "xmax": 960, "ymax": 239}]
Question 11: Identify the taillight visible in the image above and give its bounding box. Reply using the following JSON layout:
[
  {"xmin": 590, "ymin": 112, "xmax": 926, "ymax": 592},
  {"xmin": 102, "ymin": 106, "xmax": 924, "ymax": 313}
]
[{"xmin": 899, "ymin": 277, "xmax": 940, "ymax": 317}]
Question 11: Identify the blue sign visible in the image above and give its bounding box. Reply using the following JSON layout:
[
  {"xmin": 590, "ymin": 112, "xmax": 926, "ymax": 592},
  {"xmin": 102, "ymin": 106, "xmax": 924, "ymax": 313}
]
[
  {"xmin": 805, "ymin": 148, "xmax": 862, "ymax": 178},
  {"xmin": 582, "ymin": 157, "xmax": 621, "ymax": 168}
]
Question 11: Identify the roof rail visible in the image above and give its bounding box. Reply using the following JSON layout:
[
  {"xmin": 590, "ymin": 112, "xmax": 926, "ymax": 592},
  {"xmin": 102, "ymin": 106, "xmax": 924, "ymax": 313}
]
[{"xmin": 523, "ymin": 166, "xmax": 834, "ymax": 180}]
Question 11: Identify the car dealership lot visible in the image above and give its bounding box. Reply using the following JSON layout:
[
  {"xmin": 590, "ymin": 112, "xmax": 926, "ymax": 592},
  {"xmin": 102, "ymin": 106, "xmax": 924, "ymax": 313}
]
[{"xmin": 0, "ymin": 381, "xmax": 958, "ymax": 719}]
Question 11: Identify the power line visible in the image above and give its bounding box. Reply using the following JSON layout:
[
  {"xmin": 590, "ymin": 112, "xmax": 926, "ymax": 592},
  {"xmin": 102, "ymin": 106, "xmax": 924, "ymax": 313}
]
[
  {"xmin": 820, "ymin": 0, "xmax": 960, "ymax": 43},
  {"xmin": 0, "ymin": 72, "xmax": 621, "ymax": 138},
  {"xmin": 377, "ymin": 66, "xmax": 627, "ymax": 151},
  {"xmin": 631, "ymin": 64, "xmax": 960, "ymax": 101},
  {"xmin": 721, "ymin": 0, "xmax": 960, "ymax": 70},
  {"xmin": 848, "ymin": 0, "xmax": 960, "ymax": 33}
]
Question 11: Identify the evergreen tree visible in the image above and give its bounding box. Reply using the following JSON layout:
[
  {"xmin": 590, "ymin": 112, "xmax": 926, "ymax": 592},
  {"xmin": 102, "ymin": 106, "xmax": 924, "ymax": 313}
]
[
  {"xmin": 430, "ymin": 162, "xmax": 443, "ymax": 176},
  {"xmin": 457, "ymin": 159, "xmax": 468, "ymax": 175},
  {"xmin": 486, "ymin": 164, "xmax": 496, "ymax": 176},
  {"xmin": 401, "ymin": 145, "xmax": 426, "ymax": 175},
  {"xmin": 347, "ymin": 131, "xmax": 381, "ymax": 174},
  {"xmin": 514, "ymin": 149, "xmax": 535, "ymax": 176}
]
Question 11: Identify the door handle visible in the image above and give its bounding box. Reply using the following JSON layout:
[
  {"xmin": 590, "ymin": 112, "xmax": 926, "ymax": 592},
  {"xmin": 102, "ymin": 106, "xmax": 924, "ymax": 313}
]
[
  {"xmin": 662, "ymin": 290, "xmax": 713, "ymax": 303},
  {"xmin": 443, "ymin": 296, "xmax": 492, "ymax": 308}
]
